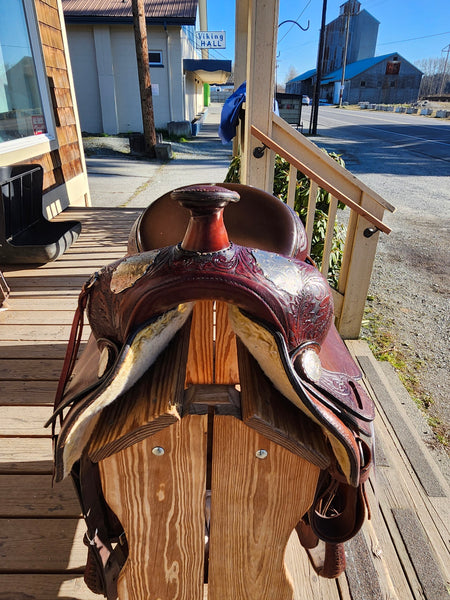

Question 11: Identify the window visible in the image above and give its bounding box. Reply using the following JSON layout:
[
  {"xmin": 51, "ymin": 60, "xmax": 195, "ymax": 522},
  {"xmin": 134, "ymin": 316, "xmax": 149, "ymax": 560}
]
[
  {"xmin": 386, "ymin": 61, "xmax": 401, "ymax": 75},
  {"xmin": 360, "ymin": 81, "xmax": 366, "ymax": 87},
  {"xmin": 148, "ymin": 51, "xmax": 163, "ymax": 67},
  {"xmin": 0, "ymin": 0, "xmax": 53, "ymax": 149}
]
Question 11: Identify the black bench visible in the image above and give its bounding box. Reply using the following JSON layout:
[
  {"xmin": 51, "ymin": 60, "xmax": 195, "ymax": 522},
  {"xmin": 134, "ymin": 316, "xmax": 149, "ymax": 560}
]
[{"xmin": 0, "ymin": 164, "xmax": 81, "ymax": 264}]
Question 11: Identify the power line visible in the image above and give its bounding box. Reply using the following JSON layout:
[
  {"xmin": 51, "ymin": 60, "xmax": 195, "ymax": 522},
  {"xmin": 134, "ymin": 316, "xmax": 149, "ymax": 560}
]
[{"xmin": 377, "ymin": 31, "xmax": 450, "ymax": 46}]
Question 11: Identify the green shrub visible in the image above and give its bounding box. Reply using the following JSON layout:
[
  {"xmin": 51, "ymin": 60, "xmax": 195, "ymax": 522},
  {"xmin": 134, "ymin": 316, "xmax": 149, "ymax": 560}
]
[{"xmin": 224, "ymin": 150, "xmax": 347, "ymax": 287}]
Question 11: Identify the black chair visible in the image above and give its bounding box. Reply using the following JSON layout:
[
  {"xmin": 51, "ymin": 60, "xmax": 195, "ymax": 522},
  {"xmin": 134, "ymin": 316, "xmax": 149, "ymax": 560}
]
[{"xmin": 0, "ymin": 164, "xmax": 81, "ymax": 264}]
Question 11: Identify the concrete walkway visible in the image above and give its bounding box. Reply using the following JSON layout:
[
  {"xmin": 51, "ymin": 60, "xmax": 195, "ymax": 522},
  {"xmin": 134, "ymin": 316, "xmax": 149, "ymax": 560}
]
[{"xmin": 85, "ymin": 103, "xmax": 233, "ymax": 208}]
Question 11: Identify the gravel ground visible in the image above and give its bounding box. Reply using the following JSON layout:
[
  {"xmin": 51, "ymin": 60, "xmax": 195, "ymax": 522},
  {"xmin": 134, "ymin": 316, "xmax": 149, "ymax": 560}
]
[
  {"xmin": 310, "ymin": 126, "xmax": 450, "ymax": 455},
  {"xmin": 83, "ymin": 135, "xmax": 131, "ymax": 156},
  {"xmin": 364, "ymin": 213, "xmax": 449, "ymax": 439}
]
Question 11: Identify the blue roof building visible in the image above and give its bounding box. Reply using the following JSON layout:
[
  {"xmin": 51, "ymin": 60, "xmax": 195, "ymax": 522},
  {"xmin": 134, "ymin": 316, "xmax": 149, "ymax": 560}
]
[
  {"xmin": 320, "ymin": 52, "xmax": 422, "ymax": 104},
  {"xmin": 285, "ymin": 2, "xmax": 423, "ymax": 105}
]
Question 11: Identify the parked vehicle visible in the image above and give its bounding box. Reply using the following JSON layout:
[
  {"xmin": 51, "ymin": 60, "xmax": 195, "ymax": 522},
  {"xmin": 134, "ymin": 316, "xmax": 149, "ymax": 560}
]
[{"xmin": 302, "ymin": 95, "xmax": 311, "ymax": 105}]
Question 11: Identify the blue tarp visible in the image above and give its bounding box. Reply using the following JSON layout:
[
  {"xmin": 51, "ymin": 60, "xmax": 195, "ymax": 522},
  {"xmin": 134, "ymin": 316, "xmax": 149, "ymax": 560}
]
[
  {"xmin": 218, "ymin": 82, "xmax": 246, "ymax": 144},
  {"xmin": 218, "ymin": 82, "xmax": 279, "ymax": 144}
]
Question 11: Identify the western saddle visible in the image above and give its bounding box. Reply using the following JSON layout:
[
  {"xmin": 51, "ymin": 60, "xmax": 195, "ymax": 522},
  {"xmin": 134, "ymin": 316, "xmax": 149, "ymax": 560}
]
[{"xmin": 48, "ymin": 184, "xmax": 374, "ymax": 599}]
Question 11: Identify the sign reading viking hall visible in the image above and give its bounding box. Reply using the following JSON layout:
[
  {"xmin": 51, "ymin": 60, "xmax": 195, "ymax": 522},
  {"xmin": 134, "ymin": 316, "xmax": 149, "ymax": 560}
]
[{"xmin": 195, "ymin": 31, "xmax": 226, "ymax": 49}]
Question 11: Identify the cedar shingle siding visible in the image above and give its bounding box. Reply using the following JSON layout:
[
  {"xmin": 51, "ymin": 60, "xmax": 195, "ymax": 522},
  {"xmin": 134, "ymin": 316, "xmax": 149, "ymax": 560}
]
[{"xmin": 19, "ymin": 1, "xmax": 84, "ymax": 194}]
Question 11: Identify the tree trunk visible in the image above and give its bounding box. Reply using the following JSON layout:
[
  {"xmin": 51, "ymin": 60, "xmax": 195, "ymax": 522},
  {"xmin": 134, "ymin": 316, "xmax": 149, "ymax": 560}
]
[{"xmin": 131, "ymin": 0, "xmax": 156, "ymax": 156}]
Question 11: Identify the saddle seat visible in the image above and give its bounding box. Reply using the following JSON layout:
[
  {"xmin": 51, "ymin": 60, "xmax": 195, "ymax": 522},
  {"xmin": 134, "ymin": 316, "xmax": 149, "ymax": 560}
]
[{"xmin": 48, "ymin": 184, "xmax": 375, "ymax": 592}]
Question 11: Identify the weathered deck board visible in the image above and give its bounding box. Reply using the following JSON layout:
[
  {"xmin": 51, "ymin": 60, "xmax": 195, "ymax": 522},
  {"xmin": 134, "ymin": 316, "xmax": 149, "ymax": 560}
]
[
  {"xmin": 0, "ymin": 575, "xmax": 100, "ymax": 600},
  {"xmin": 0, "ymin": 518, "xmax": 88, "ymax": 571},
  {"xmin": 0, "ymin": 359, "xmax": 63, "ymax": 380},
  {"xmin": 0, "ymin": 324, "xmax": 88, "ymax": 340},
  {"xmin": 0, "ymin": 474, "xmax": 80, "ymax": 516},
  {"xmin": 1, "ymin": 380, "xmax": 58, "ymax": 404},
  {"xmin": 0, "ymin": 208, "xmax": 448, "ymax": 600},
  {"xmin": 1, "ymin": 298, "xmax": 78, "ymax": 310},
  {"xmin": 0, "ymin": 438, "xmax": 53, "ymax": 473},
  {"xmin": 0, "ymin": 310, "xmax": 76, "ymax": 324},
  {"xmin": 0, "ymin": 406, "xmax": 52, "ymax": 435},
  {"xmin": 0, "ymin": 341, "xmax": 72, "ymax": 360}
]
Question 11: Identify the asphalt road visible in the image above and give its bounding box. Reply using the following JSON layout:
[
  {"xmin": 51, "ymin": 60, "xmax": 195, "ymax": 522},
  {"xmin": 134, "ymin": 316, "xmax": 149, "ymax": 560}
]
[
  {"xmin": 310, "ymin": 105, "xmax": 450, "ymax": 162},
  {"xmin": 302, "ymin": 104, "xmax": 450, "ymax": 226}
]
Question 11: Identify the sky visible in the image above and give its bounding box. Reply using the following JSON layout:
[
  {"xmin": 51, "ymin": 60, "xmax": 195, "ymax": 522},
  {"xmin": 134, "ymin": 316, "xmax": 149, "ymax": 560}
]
[{"xmin": 205, "ymin": 0, "xmax": 450, "ymax": 84}]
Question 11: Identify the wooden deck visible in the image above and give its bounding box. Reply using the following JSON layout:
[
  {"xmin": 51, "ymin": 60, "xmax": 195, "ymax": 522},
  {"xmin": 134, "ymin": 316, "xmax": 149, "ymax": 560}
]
[{"xmin": 0, "ymin": 208, "xmax": 449, "ymax": 600}]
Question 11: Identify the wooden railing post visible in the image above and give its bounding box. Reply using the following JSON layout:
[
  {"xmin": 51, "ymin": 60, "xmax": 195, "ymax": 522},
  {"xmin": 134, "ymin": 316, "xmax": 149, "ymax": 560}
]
[{"xmin": 335, "ymin": 193, "xmax": 387, "ymax": 339}]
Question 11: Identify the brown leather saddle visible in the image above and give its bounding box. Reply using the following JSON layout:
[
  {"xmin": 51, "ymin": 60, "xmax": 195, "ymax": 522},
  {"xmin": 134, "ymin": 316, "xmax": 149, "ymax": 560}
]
[{"xmin": 48, "ymin": 184, "xmax": 374, "ymax": 596}]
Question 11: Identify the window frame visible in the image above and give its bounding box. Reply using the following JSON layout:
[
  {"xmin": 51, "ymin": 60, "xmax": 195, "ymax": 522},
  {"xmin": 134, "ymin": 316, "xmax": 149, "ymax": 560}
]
[
  {"xmin": 148, "ymin": 50, "xmax": 164, "ymax": 68},
  {"xmin": 0, "ymin": 0, "xmax": 56, "ymax": 157}
]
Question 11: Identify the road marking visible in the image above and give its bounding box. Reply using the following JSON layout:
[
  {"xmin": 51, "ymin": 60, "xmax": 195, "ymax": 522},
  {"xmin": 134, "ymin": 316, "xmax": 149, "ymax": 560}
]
[
  {"xmin": 361, "ymin": 126, "xmax": 450, "ymax": 147},
  {"xmin": 317, "ymin": 113, "xmax": 450, "ymax": 147}
]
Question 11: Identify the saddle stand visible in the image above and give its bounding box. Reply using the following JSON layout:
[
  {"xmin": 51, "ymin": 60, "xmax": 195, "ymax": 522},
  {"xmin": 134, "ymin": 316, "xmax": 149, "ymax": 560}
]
[{"xmin": 48, "ymin": 184, "xmax": 374, "ymax": 600}]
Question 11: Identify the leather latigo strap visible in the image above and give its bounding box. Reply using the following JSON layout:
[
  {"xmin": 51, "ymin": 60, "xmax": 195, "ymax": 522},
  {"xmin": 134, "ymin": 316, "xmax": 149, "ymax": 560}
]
[
  {"xmin": 72, "ymin": 455, "xmax": 128, "ymax": 599},
  {"xmin": 296, "ymin": 520, "xmax": 347, "ymax": 579}
]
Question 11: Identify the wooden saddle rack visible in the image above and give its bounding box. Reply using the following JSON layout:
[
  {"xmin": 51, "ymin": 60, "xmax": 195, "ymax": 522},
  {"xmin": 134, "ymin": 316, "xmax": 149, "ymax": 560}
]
[{"xmin": 48, "ymin": 184, "xmax": 375, "ymax": 600}]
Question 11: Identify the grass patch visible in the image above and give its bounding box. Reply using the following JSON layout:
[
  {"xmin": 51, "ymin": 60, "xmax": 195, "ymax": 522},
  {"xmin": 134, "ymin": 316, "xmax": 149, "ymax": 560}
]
[
  {"xmin": 362, "ymin": 300, "xmax": 449, "ymax": 449},
  {"xmin": 362, "ymin": 304, "xmax": 431, "ymax": 410}
]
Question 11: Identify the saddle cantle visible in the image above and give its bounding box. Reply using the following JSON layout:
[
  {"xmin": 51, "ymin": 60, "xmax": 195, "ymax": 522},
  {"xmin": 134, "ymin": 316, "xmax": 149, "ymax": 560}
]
[{"xmin": 48, "ymin": 184, "xmax": 375, "ymax": 592}]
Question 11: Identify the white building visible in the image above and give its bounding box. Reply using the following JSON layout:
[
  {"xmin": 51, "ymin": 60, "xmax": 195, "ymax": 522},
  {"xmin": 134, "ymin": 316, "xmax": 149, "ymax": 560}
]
[{"xmin": 62, "ymin": 0, "xmax": 231, "ymax": 135}]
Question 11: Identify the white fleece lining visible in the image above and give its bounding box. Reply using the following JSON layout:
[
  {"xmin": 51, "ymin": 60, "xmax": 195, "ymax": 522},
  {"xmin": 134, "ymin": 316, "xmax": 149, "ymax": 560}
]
[
  {"xmin": 62, "ymin": 303, "xmax": 194, "ymax": 478},
  {"xmin": 228, "ymin": 304, "xmax": 352, "ymax": 481}
]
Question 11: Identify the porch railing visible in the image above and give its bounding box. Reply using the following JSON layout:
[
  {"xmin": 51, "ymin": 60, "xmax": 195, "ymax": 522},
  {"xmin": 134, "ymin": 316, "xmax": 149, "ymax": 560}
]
[{"xmin": 242, "ymin": 112, "xmax": 395, "ymax": 339}]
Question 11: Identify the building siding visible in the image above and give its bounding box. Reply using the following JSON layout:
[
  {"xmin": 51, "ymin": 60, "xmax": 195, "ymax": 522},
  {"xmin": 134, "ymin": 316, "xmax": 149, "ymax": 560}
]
[
  {"xmin": 66, "ymin": 27, "xmax": 103, "ymax": 133},
  {"xmin": 34, "ymin": 0, "xmax": 85, "ymax": 195},
  {"xmin": 323, "ymin": 56, "xmax": 422, "ymax": 104},
  {"xmin": 322, "ymin": 3, "xmax": 379, "ymax": 75},
  {"xmin": 66, "ymin": 21, "xmax": 200, "ymax": 134}
]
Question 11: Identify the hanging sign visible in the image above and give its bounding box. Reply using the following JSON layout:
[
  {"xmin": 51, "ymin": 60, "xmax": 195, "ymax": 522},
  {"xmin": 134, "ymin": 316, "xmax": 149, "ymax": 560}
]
[{"xmin": 195, "ymin": 31, "xmax": 226, "ymax": 49}]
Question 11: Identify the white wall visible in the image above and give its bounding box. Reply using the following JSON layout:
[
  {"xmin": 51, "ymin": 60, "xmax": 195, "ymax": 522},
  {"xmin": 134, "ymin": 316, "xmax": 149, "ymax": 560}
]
[
  {"xmin": 66, "ymin": 23, "xmax": 200, "ymax": 134},
  {"xmin": 179, "ymin": 26, "xmax": 204, "ymax": 122},
  {"xmin": 66, "ymin": 27, "xmax": 102, "ymax": 133},
  {"xmin": 109, "ymin": 26, "xmax": 143, "ymax": 132}
]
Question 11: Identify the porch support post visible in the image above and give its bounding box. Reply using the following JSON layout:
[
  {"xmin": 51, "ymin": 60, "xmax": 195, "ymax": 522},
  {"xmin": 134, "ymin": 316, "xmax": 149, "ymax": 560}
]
[
  {"xmin": 234, "ymin": 0, "xmax": 248, "ymax": 90},
  {"xmin": 233, "ymin": 0, "xmax": 249, "ymax": 156},
  {"xmin": 240, "ymin": 0, "xmax": 279, "ymax": 191}
]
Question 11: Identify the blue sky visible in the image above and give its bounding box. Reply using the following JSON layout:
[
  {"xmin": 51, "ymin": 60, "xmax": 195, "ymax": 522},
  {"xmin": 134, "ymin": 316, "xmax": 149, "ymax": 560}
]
[{"xmin": 206, "ymin": 0, "xmax": 450, "ymax": 84}]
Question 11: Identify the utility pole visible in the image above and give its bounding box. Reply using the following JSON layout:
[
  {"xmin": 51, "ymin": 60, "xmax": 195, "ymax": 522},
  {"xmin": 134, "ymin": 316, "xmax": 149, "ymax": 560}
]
[
  {"xmin": 309, "ymin": 0, "xmax": 327, "ymax": 135},
  {"xmin": 338, "ymin": 2, "xmax": 353, "ymax": 108},
  {"xmin": 439, "ymin": 44, "xmax": 450, "ymax": 96},
  {"xmin": 131, "ymin": 0, "xmax": 156, "ymax": 156}
]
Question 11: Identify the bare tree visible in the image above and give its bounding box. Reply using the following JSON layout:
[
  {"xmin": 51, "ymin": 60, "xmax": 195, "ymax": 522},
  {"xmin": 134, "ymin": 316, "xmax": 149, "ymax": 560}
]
[
  {"xmin": 415, "ymin": 56, "xmax": 449, "ymax": 97},
  {"xmin": 285, "ymin": 65, "xmax": 299, "ymax": 84}
]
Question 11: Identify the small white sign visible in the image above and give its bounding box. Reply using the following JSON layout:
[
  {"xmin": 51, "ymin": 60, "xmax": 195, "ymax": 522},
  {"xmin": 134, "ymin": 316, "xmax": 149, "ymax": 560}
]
[
  {"xmin": 195, "ymin": 31, "xmax": 226, "ymax": 49},
  {"xmin": 151, "ymin": 83, "xmax": 159, "ymax": 96}
]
